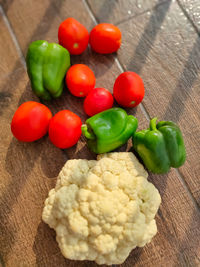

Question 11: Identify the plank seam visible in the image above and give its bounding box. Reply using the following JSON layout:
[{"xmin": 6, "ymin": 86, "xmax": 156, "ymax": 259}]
[
  {"xmin": 115, "ymin": 0, "xmax": 171, "ymax": 26},
  {"xmin": 176, "ymin": 0, "xmax": 200, "ymax": 36},
  {"xmin": 83, "ymin": 0, "xmax": 100, "ymax": 23},
  {"xmin": 82, "ymin": 0, "xmax": 200, "ymax": 210},
  {"xmin": 84, "ymin": 0, "xmax": 170, "ymax": 26},
  {"xmin": 175, "ymin": 169, "xmax": 200, "ymax": 210},
  {"xmin": 0, "ymin": 4, "xmax": 26, "ymax": 69}
]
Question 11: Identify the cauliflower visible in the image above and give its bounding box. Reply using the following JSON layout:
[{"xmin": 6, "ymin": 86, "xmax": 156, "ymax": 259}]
[{"xmin": 42, "ymin": 152, "xmax": 161, "ymax": 265}]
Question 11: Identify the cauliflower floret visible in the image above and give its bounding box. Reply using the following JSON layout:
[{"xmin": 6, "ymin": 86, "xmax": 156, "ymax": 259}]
[{"xmin": 42, "ymin": 152, "xmax": 161, "ymax": 265}]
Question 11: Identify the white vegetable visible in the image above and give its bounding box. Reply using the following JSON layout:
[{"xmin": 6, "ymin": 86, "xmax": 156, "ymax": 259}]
[{"xmin": 42, "ymin": 152, "xmax": 161, "ymax": 265}]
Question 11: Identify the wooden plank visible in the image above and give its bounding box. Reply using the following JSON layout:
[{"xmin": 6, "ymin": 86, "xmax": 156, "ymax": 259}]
[
  {"xmin": 2, "ymin": 0, "xmax": 94, "ymax": 56},
  {"xmin": 0, "ymin": 12, "xmax": 71, "ymax": 267},
  {"xmin": 0, "ymin": 4, "xmax": 71, "ymax": 267},
  {"xmin": 0, "ymin": 1, "xmax": 147, "ymax": 266},
  {"xmin": 0, "ymin": 0, "xmax": 200, "ymax": 267},
  {"xmin": 178, "ymin": 0, "xmax": 200, "ymax": 32},
  {"xmin": 86, "ymin": 0, "xmax": 167, "ymax": 25},
  {"xmin": 0, "ymin": 11, "xmax": 23, "ymax": 78},
  {"xmin": 115, "ymin": 0, "xmax": 200, "ymax": 206}
]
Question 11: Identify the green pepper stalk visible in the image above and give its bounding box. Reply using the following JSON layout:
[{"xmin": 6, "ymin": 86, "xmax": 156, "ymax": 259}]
[
  {"xmin": 26, "ymin": 40, "xmax": 70, "ymax": 100},
  {"xmin": 133, "ymin": 117, "xmax": 186, "ymax": 174},
  {"xmin": 82, "ymin": 108, "xmax": 138, "ymax": 154}
]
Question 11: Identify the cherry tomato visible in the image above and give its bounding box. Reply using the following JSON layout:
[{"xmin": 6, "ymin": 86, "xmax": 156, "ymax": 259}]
[
  {"xmin": 84, "ymin": 88, "xmax": 114, "ymax": 116},
  {"xmin": 89, "ymin": 23, "xmax": 121, "ymax": 54},
  {"xmin": 58, "ymin": 18, "xmax": 89, "ymax": 55},
  {"xmin": 48, "ymin": 110, "xmax": 82, "ymax": 149},
  {"xmin": 66, "ymin": 64, "xmax": 96, "ymax": 97},
  {"xmin": 11, "ymin": 101, "xmax": 52, "ymax": 142},
  {"xmin": 113, "ymin": 72, "xmax": 145, "ymax": 108}
]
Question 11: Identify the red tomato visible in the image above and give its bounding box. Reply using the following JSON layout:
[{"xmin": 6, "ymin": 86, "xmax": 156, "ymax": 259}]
[
  {"xmin": 11, "ymin": 101, "xmax": 52, "ymax": 142},
  {"xmin": 84, "ymin": 88, "xmax": 114, "ymax": 116},
  {"xmin": 113, "ymin": 72, "xmax": 145, "ymax": 108},
  {"xmin": 89, "ymin": 23, "xmax": 121, "ymax": 54},
  {"xmin": 58, "ymin": 18, "xmax": 89, "ymax": 55},
  {"xmin": 48, "ymin": 110, "xmax": 82, "ymax": 149},
  {"xmin": 66, "ymin": 64, "xmax": 96, "ymax": 97}
]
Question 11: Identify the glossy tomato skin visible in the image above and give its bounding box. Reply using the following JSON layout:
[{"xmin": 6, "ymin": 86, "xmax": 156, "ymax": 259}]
[
  {"xmin": 113, "ymin": 72, "xmax": 145, "ymax": 108},
  {"xmin": 89, "ymin": 23, "xmax": 121, "ymax": 54},
  {"xmin": 11, "ymin": 101, "xmax": 52, "ymax": 142},
  {"xmin": 66, "ymin": 64, "xmax": 95, "ymax": 97},
  {"xmin": 48, "ymin": 110, "xmax": 82, "ymax": 149},
  {"xmin": 58, "ymin": 18, "xmax": 89, "ymax": 55},
  {"xmin": 84, "ymin": 88, "xmax": 114, "ymax": 116}
]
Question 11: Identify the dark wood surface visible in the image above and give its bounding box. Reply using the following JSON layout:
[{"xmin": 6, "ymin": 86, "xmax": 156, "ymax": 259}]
[{"xmin": 0, "ymin": 0, "xmax": 200, "ymax": 266}]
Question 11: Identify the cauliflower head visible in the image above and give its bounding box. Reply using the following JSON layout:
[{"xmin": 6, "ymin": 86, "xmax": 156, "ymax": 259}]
[{"xmin": 42, "ymin": 152, "xmax": 161, "ymax": 265}]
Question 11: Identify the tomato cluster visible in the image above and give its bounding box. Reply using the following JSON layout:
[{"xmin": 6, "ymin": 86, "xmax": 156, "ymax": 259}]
[
  {"xmin": 11, "ymin": 18, "xmax": 145, "ymax": 149},
  {"xmin": 58, "ymin": 18, "xmax": 122, "ymax": 55}
]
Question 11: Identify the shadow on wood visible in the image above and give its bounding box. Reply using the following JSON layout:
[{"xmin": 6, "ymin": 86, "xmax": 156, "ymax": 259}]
[
  {"xmin": 163, "ymin": 37, "xmax": 200, "ymax": 123},
  {"xmin": 127, "ymin": 0, "xmax": 172, "ymax": 74},
  {"xmin": 71, "ymin": 47, "xmax": 115, "ymax": 80},
  {"xmin": 86, "ymin": 0, "xmax": 118, "ymax": 23},
  {"xmin": 39, "ymin": 142, "xmax": 68, "ymax": 179},
  {"xmin": 0, "ymin": 0, "xmax": 14, "ymax": 12},
  {"xmin": 33, "ymin": 221, "xmax": 65, "ymax": 266},
  {"xmin": 0, "ymin": 0, "xmax": 65, "ymax": 112},
  {"xmin": 33, "ymin": 221, "xmax": 102, "ymax": 267},
  {"xmin": 0, "ymin": 138, "xmax": 43, "ymax": 260}
]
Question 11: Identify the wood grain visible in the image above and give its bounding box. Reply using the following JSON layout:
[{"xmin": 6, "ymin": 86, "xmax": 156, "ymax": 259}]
[
  {"xmin": 0, "ymin": 0, "xmax": 200, "ymax": 266},
  {"xmin": 0, "ymin": 12, "xmax": 23, "ymax": 78},
  {"xmin": 178, "ymin": 0, "xmax": 200, "ymax": 32},
  {"xmin": 86, "ymin": 0, "xmax": 167, "ymax": 25}
]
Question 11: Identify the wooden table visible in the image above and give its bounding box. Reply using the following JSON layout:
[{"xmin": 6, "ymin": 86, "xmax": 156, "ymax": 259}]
[{"xmin": 0, "ymin": 0, "xmax": 200, "ymax": 266}]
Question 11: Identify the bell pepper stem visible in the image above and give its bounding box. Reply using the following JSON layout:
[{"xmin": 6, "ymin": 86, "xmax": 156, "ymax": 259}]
[
  {"xmin": 81, "ymin": 124, "xmax": 96, "ymax": 140},
  {"xmin": 150, "ymin": 117, "xmax": 158, "ymax": 131}
]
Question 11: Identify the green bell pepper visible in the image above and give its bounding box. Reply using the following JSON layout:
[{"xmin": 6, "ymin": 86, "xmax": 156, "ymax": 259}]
[
  {"xmin": 133, "ymin": 117, "xmax": 186, "ymax": 174},
  {"xmin": 82, "ymin": 108, "xmax": 138, "ymax": 154},
  {"xmin": 26, "ymin": 40, "xmax": 70, "ymax": 100}
]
